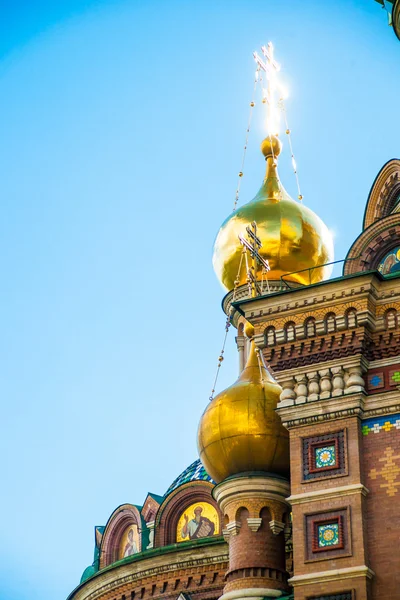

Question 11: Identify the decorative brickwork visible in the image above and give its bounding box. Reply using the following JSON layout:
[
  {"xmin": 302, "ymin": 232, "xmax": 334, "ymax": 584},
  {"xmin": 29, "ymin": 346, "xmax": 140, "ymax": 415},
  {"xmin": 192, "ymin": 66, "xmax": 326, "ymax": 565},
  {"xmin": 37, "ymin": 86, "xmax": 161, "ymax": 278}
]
[
  {"xmin": 362, "ymin": 158, "xmax": 400, "ymax": 230},
  {"xmin": 362, "ymin": 413, "xmax": 400, "ymax": 436},
  {"xmin": 344, "ymin": 213, "xmax": 400, "ymax": 276},
  {"xmin": 302, "ymin": 431, "xmax": 347, "ymax": 482},
  {"xmin": 305, "ymin": 509, "xmax": 350, "ymax": 562},
  {"xmin": 307, "ymin": 593, "xmax": 353, "ymax": 600},
  {"xmin": 366, "ymin": 363, "xmax": 400, "ymax": 394},
  {"xmin": 363, "ymin": 424, "xmax": 400, "ymax": 599}
]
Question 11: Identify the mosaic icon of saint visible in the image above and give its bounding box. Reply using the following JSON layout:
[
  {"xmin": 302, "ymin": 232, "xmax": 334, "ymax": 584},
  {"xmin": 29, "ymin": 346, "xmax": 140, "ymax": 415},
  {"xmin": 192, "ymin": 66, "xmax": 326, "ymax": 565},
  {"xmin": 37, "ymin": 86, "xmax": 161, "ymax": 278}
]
[
  {"xmin": 123, "ymin": 528, "xmax": 138, "ymax": 557},
  {"xmin": 181, "ymin": 506, "xmax": 215, "ymax": 540},
  {"xmin": 379, "ymin": 248, "xmax": 400, "ymax": 275}
]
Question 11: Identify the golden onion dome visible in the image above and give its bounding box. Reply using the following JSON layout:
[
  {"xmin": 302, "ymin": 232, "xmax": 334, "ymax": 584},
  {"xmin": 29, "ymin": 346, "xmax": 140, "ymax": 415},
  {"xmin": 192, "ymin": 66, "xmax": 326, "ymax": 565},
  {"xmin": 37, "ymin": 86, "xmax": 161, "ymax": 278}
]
[
  {"xmin": 197, "ymin": 324, "xmax": 289, "ymax": 483},
  {"xmin": 213, "ymin": 135, "xmax": 334, "ymax": 291}
]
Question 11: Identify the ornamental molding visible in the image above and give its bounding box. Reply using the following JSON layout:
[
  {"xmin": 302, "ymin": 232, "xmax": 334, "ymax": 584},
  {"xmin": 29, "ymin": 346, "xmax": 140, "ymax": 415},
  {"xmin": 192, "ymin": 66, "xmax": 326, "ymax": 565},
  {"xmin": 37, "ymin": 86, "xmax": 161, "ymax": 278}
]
[
  {"xmin": 277, "ymin": 392, "xmax": 365, "ymax": 428},
  {"xmin": 278, "ymin": 385, "xmax": 400, "ymax": 425},
  {"xmin": 362, "ymin": 389, "xmax": 400, "ymax": 419},
  {"xmin": 212, "ymin": 476, "xmax": 290, "ymax": 509},
  {"xmin": 69, "ymin": 545, "xmax": 228, "ymax": 600},
  {"xmin": 219, "ymin": 588, "xmax": 283, "ymax": 600},
  {"xmin": 363, "ymin": 159, "xmax": 400, "ymax": 229},
  {"xmin": 287, "ymin": 484, "xmax": 369, "ymax": 506},
  {"xmin": 234, "ymin": 273, "xmax": 380, "ymax": 322},
  {"xmin": 345, "ymin": 214, "xmax": 400, "ymax": 276},
  {"xmin": 288, "ymin": 565, "xmax": 375, "ymax": 587},
  {"xmin": 368, "ymin": 355, "xmax": 400, "ymax": 368}
]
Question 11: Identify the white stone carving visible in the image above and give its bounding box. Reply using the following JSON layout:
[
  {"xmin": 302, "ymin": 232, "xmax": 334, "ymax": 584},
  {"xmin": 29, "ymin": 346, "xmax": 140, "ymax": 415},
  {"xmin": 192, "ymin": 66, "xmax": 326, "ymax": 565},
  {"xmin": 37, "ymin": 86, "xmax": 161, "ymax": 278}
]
[
  {"xmin": 246, "ymin": 517, "xmax": 263, "ymax": 532},
  {"xmin": 269, "ymin": 520, "xmax": 285, "ymax": 535},
  {"xmin": 277, "ymin": 362, "xmax": 366, "ymax": 408}
]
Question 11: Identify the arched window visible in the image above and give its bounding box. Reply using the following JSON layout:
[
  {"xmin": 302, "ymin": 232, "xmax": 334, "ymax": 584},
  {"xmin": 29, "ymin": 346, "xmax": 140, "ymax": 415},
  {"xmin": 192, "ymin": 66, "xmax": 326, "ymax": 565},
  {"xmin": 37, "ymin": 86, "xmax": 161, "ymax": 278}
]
[
  {"xmin": 325, "ymin": 312, "xmax": 336, "ymax": 334},
  {"xmin": 265, "ymin": 326, "xmax": 276, "ymax": 347},
  {"xmin": 304, "ymin": 317, "xmax": 316, "ymax": 338},
  {"xmin": 385, "ymin": 309, "xmax": 397, "ymax": 330},
  {"xmin": 346, "ymin": 308, "xmax": 357, "ymax": 329},
  {"xmin": 284, "ymin": 322, "xmax": 296, "ymax": 342}
]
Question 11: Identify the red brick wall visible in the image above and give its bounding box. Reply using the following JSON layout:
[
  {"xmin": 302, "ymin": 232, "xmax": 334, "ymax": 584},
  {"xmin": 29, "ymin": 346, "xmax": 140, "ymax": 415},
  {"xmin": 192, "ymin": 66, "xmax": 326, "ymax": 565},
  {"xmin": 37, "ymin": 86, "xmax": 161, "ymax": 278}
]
[{"xmin": 363, "ymin": 423, "xmax": 400, "ymax": 600}]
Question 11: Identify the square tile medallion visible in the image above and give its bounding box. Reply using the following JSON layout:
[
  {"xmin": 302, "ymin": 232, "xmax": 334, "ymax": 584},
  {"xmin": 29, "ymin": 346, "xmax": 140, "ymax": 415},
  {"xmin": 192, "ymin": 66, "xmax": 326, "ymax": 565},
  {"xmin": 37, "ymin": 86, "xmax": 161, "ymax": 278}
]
[
  {"xmin": 315, "ymin": 445, "xmax": 336, "ymax": 469},
  {"xmin": 317, "ymin": 522, "xmax": 339, "ymax": 548}
]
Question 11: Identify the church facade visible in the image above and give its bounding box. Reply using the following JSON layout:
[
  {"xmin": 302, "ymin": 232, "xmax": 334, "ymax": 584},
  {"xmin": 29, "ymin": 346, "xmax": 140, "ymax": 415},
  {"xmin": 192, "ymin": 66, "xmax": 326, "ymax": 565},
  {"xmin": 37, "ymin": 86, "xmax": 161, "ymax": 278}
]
[{"xmin": 66, "ymin": 51, "xmax": 400, "ymax": 600}]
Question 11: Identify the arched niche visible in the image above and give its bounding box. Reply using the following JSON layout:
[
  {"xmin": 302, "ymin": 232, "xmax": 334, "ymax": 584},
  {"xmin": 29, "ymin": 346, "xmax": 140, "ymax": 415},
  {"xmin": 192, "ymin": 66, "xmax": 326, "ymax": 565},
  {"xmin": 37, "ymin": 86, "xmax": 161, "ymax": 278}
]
[
  {"xmin": 154, "ymin": 481, "xmax": 221, "ymax": 547},
  {"xmin": 100, "ymin": 504, "xmax": 143, "ymax": 568}
]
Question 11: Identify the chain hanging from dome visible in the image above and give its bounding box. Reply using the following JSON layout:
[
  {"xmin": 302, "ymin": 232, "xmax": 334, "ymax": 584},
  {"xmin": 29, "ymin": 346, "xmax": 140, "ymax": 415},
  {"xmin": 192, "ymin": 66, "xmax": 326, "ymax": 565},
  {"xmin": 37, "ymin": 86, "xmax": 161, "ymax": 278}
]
[{"xmin": 208, "ymin": 42, "xmax": 334, "ymax": 401}]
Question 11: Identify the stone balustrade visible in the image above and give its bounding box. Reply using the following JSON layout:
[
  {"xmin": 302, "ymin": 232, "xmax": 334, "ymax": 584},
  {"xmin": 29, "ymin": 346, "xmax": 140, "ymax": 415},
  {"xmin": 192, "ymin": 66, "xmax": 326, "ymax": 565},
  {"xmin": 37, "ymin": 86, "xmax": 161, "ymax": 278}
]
[{"xmin": 278, "ymin": 364, "xmax": 365, "ymax": 407}]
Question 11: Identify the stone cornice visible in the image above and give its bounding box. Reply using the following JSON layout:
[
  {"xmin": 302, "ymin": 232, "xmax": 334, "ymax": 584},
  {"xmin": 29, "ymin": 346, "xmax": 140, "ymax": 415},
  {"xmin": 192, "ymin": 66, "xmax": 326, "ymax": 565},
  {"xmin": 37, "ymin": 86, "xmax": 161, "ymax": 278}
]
[
  {"xmin": 287, "ymin": 484, "xmax": 369, "ymax": 506},
  {"xmin": 213, "ymin": 475, "xmax": 290, "ymax": 507},
  {"xmin": 276, "ymin": 383, "xmax": 400, "ymax": 428},
  {"xmin": 362, "ymin": 389, "xmax": 400, "ymax": 419},
  {"xmin": 276, "ymin": 392, "xmax": 366, "ymax": 429},
  {"xmin": 368, "ymin": 355, "xmax": 400, "ymax": 368},
  {"xmin": 288, "ymin": 565, "xmax": 374, "ymax": 586}
]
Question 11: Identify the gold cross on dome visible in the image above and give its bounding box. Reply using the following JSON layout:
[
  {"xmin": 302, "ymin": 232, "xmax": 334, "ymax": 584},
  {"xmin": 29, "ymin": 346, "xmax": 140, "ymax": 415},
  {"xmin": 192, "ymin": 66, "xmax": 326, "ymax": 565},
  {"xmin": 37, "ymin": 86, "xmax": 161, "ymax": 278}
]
[
  {"xmin": 239, "ymin": 221, "xmax": 270, "ymax": 297},
  {"xmin": 253, "ymin": 42, "xmax": 285, "ymax": 135}
]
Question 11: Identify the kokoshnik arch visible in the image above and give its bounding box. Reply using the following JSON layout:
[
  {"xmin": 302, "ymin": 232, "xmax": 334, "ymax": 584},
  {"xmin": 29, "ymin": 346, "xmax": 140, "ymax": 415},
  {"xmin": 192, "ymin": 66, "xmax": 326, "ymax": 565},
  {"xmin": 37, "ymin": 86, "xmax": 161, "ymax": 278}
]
[{"xmin": 66, "ymin": 42, "xmax": 400, "ymax": 600}]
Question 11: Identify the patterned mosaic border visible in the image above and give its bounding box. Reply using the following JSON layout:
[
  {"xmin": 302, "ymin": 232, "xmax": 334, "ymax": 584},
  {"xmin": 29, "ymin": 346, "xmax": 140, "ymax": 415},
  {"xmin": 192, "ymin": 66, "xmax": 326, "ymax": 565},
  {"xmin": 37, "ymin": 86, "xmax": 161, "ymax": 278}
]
[{"xmin": 362, "ymin": 413, "xmax": 400, "ymax": 436}]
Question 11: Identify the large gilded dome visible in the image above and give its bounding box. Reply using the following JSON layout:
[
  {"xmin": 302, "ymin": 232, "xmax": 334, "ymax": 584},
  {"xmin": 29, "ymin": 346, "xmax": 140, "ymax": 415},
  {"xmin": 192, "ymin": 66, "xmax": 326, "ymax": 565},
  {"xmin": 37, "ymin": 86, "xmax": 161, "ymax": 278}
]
[
  {"xmin": 197, "ymin": 327, "xmax": 289, "ymax": 483},
  {"xmin": 213, "ymin": 135, "xmax": 334, "ymax": 290}
]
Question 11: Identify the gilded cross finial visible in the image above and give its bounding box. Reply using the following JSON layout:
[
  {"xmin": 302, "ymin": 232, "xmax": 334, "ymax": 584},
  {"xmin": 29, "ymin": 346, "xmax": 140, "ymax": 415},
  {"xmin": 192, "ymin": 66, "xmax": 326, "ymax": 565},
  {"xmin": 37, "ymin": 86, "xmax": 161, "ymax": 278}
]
[
  {"xmin": 239, "ymin": 222, "xmax": 270, "ymax": 297},
  {"xmin": 253, "ymin": 42, "xmax": 283, "ymax": 135}
]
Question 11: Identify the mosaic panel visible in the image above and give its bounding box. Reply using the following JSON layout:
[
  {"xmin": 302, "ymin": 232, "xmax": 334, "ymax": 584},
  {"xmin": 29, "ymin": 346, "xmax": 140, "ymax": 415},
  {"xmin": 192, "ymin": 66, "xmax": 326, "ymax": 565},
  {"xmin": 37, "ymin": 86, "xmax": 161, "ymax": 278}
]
[
  {"xmin": 176, "ymin": 501, "xmax": 219, "ymax": 542},
  {"xmin": 362, "ymin": 413, "xmax": 400, "ymax": 436},
  {"xmin": 389, "ymin": 369, "xmax": 400, "ymax": 386},
  {"xmin": 378, "ymin": 246, "xmax": 400, "ymax": 275},
  {"xmin": 367, "ymin": 372, "xmax": 384, "ymax": 390},
  {"xmin": 306, "ymin": 509, "xmax": 349, "ymax": 561},
  {"xmin": 317, "ymin": 522, "xmax": 339, "ymax": 548},
  {"xmin": 366, "ymin": 364, "xmax": 400, "ymax": 394},
  {"xmin": 315, "ymin": 445, "xmax": 336, "ymax": 469},
  {"xmin": 302, "ymin": 431, "xmax": 346, "ymax": 481}
]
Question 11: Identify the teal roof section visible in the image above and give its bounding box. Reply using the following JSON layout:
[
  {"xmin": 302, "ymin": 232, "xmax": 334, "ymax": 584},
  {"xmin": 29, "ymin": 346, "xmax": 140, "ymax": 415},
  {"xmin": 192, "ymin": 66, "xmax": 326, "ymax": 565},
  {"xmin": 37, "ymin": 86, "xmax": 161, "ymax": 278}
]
[
  {"xmin": 165, "ymin": 459, "xmax": 215, "ymax": 496},
  {"xmin": 80, "ymin": 565, "xmax": 96, "ymax": 583},
  {"xmin": 148, "ymin": 492, "xmax": 164, "ymax": 504}
]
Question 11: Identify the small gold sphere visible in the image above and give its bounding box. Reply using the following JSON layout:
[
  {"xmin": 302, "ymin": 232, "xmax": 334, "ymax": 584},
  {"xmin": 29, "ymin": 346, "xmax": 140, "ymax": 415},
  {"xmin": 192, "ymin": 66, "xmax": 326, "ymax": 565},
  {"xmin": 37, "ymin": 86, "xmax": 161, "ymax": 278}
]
[
  {"xmin": 250, "ymin": 101, "xmax": 255, "ymax": 107},
  {"xmin": 238, "ymin": 171, "xmax": 243, "ymax": 177},
  {"xmin": 260, "ymin": 134, "xmax": 282, "ymax": 158},
  {"xmin": 286, "ymin": 128, "xmax": 290, "ymax": 134},
  {"xmin": 244, "ymin": 322, "xmax": 254, "ymax": 339}
]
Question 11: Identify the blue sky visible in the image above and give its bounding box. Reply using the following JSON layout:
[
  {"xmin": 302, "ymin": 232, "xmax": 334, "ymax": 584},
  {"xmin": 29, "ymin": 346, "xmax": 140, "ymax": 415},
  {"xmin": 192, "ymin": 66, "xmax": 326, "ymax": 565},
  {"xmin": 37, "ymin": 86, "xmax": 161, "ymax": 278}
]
[{"xmin": 0, "ymin": 1, "xmax": 399, "ymax": 599}]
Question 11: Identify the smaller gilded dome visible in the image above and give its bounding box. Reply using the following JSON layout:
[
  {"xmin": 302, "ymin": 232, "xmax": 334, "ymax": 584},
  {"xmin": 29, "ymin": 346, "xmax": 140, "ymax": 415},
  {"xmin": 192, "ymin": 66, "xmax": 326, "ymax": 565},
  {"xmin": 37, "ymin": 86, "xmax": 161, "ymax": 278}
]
[{"xmin": 197, "ymin": 337, "xmax": 289, "ymax": 483}]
